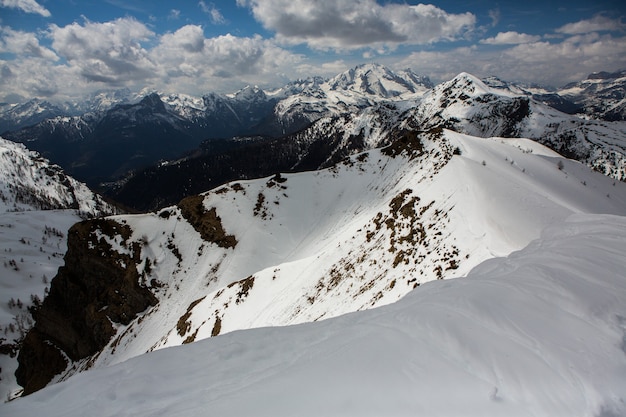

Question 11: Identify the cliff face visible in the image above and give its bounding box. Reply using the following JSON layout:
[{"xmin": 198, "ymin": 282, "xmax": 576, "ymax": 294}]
[{"xmin": 16, "ymin": 219, "xmax": 157, "ymax": 395}]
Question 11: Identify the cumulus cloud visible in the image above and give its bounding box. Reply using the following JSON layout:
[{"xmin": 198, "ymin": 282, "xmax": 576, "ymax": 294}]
[
  {"xmin": 168, "ymin": 9, "xmax": 181, "ymax": 20},
  {"xmin": 504, "ymin": 33, "xmax": 626, "ymax": 64},
  {"xmin": 238, "ymin": 0, "xmax": 475, "ymax": 50},
  {"xmin": 0, "ymin": 0, "xmax": 50, "ymax": 17},
  {"xmin": 481, "ymin": 31, "xmax": 541, "ymax": 45},
  {"xmin": 199, "ymin": 1, "xmax": 227, "ymax": 25},
  {"xmin": 152, "ymin": 26, "xmax": 302, "ymax": 84},
  {"xmin": 49, "ymin": 17, "xmax": 157, "ymax": 84},
  {"xmin": 556, "ymin": 14, "xmax": 626, "ymax": 35},
  {"xmin": 0, "ymin": 18, "xmax": 306, "ymax": 101},
  {"xmin": 0, "ymin": 26, "xmax": 58, "ymax": 60}
]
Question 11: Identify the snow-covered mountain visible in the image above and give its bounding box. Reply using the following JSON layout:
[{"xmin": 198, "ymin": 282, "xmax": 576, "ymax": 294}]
[
  {"xmin": 410, "ymin": 72, "xmax": 626, "ymax": 181},
  {"xmin": 0, "ymin": 100, "xmax": 67, "ymax": 134},
  {"xmin": 558, "ymin": 70, "xmax": 626, "ymax": 121},
  {"xmin": 268, "ymin": 63, "xmax": 432, "ymax": 135},
  {"xmin": 7, "ymin": 65, "xmax": 625, "ymax": 194},
  {"xmin": 12, "ymin": 127, "xmax": 626, "ymax": 397},
  {"xmin": 2, "ymin": 89, "xmax": 278, "ymax": 186},
  {"xmin": 0, "ymin": 137, "xmax": 118, "ymax": 400},
  {"xmin": 3, "ymin": 213, "xmax": 625, "ymax": 416},
  {"xmin": 0, "ymin": 89, "xmax": 135, "ymax": 134}
]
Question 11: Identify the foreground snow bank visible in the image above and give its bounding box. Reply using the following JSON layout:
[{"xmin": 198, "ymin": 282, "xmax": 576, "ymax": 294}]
[{"xmin": 4, "ymin": 213, "xmax": 626, "ymax": 417}]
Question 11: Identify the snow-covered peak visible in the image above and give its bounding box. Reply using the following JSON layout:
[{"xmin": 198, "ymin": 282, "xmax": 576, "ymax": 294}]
[
  {"xmin": 328, "ymin": 63, "xmax": 432, "ymax": 98},
  {"xmin": 266, "ymin": 76, "xmax": 327, "ymax": 99},
  {"xmin": 159, "ymin": 93, "xmax": 205, "ymax": 112},
  {"xmin": 67, "ymin": 88, "xmax": 135, "ymax": 114},
  {"xmin": 0, "ymin": 99, "xmax": 66, "ymax": 133},
  {"xmin": 557, "ymin": 70, "xmax": 626, "ymax": 121},
  {"xmin": 227, "ymin": 85, "xmax": 268, "ymax": 102},
  {"xmin": 272, "ymin": 64, "xmax": 431, "ymax": 131}
]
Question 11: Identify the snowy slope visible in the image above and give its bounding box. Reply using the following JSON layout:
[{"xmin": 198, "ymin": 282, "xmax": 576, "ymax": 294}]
[
  {"xmin": 0, "ymin": 137, "xmax": 117, "ymax": 400},
  {"xmin": 4, "ymin": 213, "xmax": 625, "ymax": 416},
  {"xmin": 16, "ymin": 128, "xmax": 626, "ymax": 398}
]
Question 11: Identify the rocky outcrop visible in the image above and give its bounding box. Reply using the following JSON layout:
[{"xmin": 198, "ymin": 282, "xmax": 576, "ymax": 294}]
[{"xmin": 16, "ymin": 218, "xmax": 157, "ymax": 395}]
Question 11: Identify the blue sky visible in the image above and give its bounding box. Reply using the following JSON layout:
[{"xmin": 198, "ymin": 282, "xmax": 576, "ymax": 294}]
[{"xmin": 0, "ymin": 0, "xmax": 625, "ymax": 101}]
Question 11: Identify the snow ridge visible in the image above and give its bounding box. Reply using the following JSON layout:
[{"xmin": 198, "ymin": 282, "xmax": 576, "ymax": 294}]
[
  {"xmin": 15, "ymin": 128, "xmax": 625, "ymax": 399},
  {"xmin": 3, "ymin": 213, "xmax": 626, "ymax": 416}
]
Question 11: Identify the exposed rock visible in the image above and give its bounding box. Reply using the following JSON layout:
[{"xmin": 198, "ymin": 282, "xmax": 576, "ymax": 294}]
[
  {"xmin": 178, "ymin": 194, "xmax": 237, "ymax": 248},
  {"xmin": 16, "ymin": 218, "xmax": 157, "ymax": 395}
]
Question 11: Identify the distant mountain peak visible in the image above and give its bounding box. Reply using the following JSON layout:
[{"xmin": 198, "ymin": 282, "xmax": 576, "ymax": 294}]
[
  {"xmin": 327, "ymin": 63, "xmax": 431, "ymax": 98},
  {"xmin": 232, "ymin": 85, "xmax": 267, "ymax": 102}
]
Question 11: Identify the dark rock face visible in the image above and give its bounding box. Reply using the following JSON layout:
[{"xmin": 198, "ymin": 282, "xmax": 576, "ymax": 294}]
[{"xmin": 16, "ymin": 219, "xmax": 157, "ymax": 395}]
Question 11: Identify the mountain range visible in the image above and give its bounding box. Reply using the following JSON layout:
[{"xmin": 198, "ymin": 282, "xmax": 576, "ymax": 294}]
[
  {"xmin": 106, "ymin": 69, "xmax": 626, "ymax": 211},
  {"xmin": 0, "ymin": 63, "xmax": 625, "ymax": 414},
  {"xmin": 3, "ymin": 64, "xmax": 624, "ymax": 201}
]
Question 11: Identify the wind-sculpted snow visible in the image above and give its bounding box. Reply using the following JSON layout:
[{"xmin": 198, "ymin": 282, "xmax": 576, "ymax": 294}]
[{"xmin": 3, "ymin": 214, "xmax": 626, "ymax": 416}]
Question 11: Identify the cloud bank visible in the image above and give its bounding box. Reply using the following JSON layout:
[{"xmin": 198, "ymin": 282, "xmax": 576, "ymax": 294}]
[
  {"xmin": 0, "ymin": 17, "xmax": 304, "ymax": 100},
  {"xmin": 0, "ymin": 5, "xmax": 624, "ymax": 101}
]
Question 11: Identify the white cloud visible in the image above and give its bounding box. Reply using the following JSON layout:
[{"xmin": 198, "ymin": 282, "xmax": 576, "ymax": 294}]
[
  {"xmin": 239, "ymin": 0, "xmax": 475, "ymax": 50},
  {"xmin": 0, "ymin": 26, "xmax": 58, "ymax": 60},
  {"xmin": 49, "ymin": 17, "xmax": 157, "ymax": 84},
  {"xmin": 153, "ymin": 26, "xmax": 302, "ymax": 82},
  {"xmin": 0, "ymin": 19, "xmax": 306, "ymax": 101},
  {"xmin": 199, "ymin": 1, "xmax": 227, "ymax": 25},
  {"xmin": 504, "ymin": 33, "xmax": 626, "ymax": 65},
  {"xmin": 397, "ymin": 31, "xmax": 626, "ymax": 88},
  {"xmin": 295, "ymin": 59, "xmax": 350, "ymax": 78},
  {"xmin": 0, "ymin": 0, "xmax": 50, "ymax": 17},
  {"xmin": 481, "ymin": 31, "xmax": 541, "ymax": 45},
  {"xmin": 556, "ymin": 14, "xmax": 626, "ymax": 35}
]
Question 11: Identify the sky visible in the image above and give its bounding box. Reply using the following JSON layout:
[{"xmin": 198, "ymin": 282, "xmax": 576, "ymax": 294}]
[{"xmin": 0, "ymin": 0, "xmax": 625, "ymax": 102}]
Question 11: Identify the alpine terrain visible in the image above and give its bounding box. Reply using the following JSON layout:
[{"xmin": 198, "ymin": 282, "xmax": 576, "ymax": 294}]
[
  {"xmin": 0, "ymin": 137, "xmax": 117, "ymax": 400},
  {"xmin": 0, "ymin": 65, "xmax": 625, "ymax": 416}
]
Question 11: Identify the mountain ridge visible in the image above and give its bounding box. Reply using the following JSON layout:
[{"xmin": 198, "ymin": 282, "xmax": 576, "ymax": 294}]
[
  {"xmin": 13, "ymin": 127, "xmax": 626, "ymax": 396},
  {"xmin": 3, "ymin": 213, "xmax": 625, "ymax": 416},
  {"xmin": 2, "ymin": 65, "xmax": 625, "ymax": 195}
]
